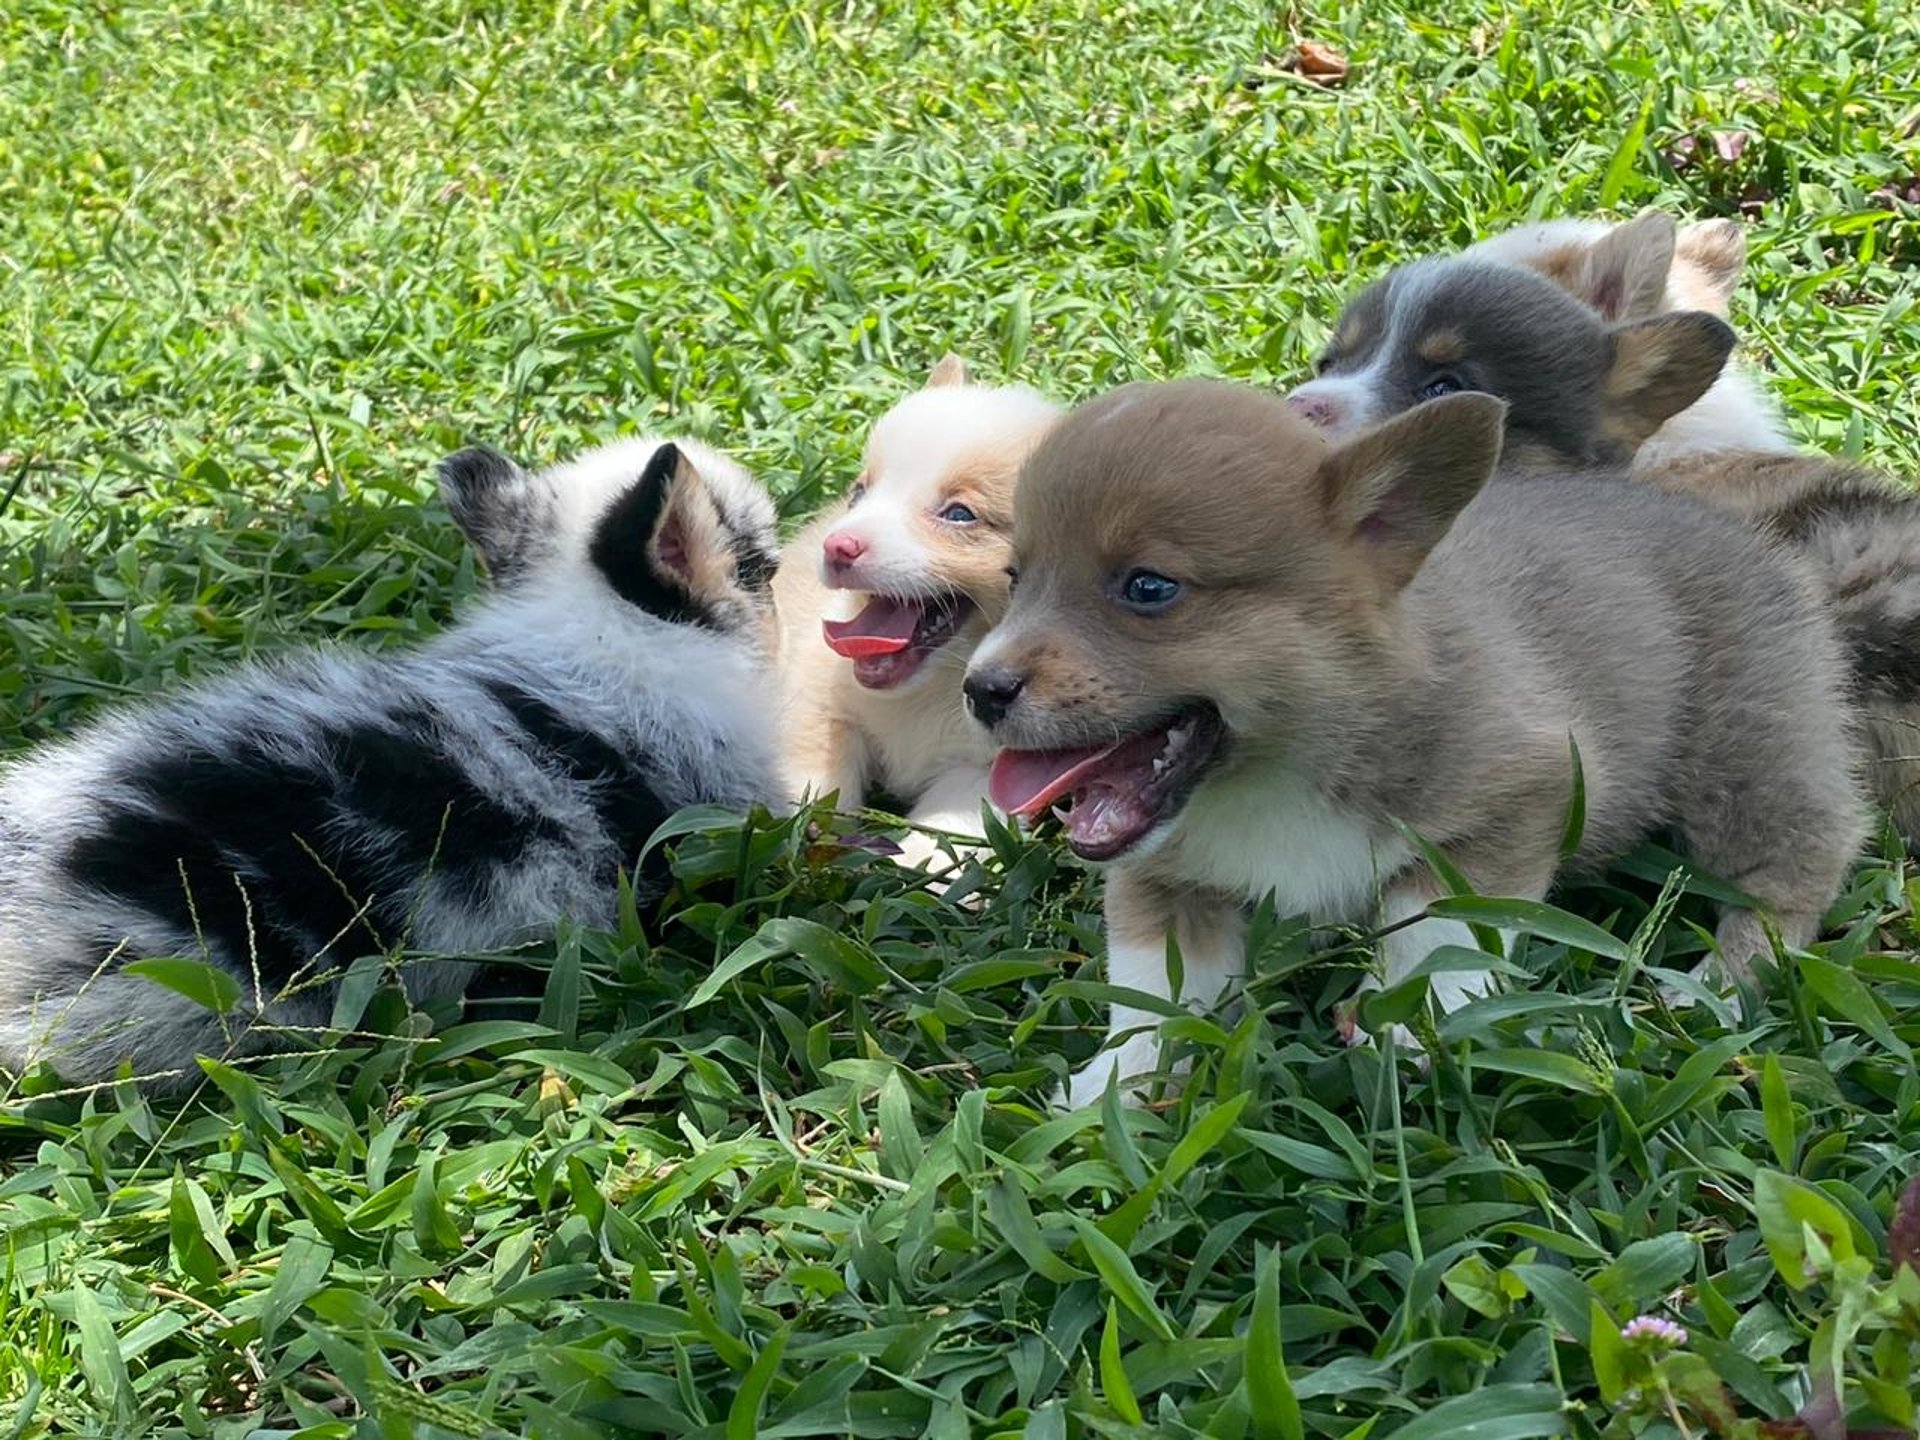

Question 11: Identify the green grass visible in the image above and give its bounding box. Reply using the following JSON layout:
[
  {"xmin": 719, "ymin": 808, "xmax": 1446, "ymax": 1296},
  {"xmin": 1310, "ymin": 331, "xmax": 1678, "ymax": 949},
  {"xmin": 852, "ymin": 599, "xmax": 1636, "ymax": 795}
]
[{"xmin": 4, "ymin": 0, "xmax": 1920, "ymax": 1434}]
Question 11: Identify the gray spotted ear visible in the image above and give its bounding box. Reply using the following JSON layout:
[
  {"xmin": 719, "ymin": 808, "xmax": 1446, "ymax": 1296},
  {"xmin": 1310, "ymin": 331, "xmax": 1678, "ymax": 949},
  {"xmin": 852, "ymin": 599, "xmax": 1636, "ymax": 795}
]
[
  {"xmin": 926, "ymin": 353, "xmax": 973, "ymax": 388},
  {"xmin": 439, "ymin": 446, "xmax": 540, "ymax": 583}
]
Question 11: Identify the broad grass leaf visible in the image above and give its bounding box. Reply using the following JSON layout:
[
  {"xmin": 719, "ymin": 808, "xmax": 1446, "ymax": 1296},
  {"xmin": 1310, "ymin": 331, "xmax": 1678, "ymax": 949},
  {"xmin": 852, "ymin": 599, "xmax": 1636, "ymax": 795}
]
[
  {"xmin": 265, "ymin": 1144, "xmax": 352, "ymax": 1244},
  {"xmin": 986, "ymin": 1177, "xmax": 1088, "ymax": 1283},
  {"xmin": 1556, "ymin": 737, "xmax": 1586, "ymax": 862},
  {"xmin": 539, "ymin": 928, "xmax": 583, "ymax": 1042},
  {"xmin": 1589, "ymin": 1301, "xmax": 1627, "ymax": 1403},
  {"xmin": 511, "ymin": 1048, "xmax": 634, "ymax": 1096},
  {"xmin": 1467, "ymin": 1050, "xmax": 1606, "ymax": 1095},
  {"xmin": 410, "ymin": 1149, "xmax": 463, "ymax": 1256},
  {"xmin": 1379, "ymin": 1382, "xmax": 1568, "ymax": 1440},
  {"xmin": 1072, "ymin": 1215, "xmax": 1176, "ymax": 1340},
  {"xmin": 1102, "ymin": 1093, "xmax": 1250, "ymax": 1247},
  {"xmin": 169, "ymin": 1170, "xmax": 231, "ymax": 1286},
  {"xmin": 1099, "ymin": 1299, "xmax": 1145, "ymax": 1425},
  {"xmin": 124, "ymin": 955, "xmax": 242, "ymax": 1013},
  {"xmin": 1753, "ymin": 1171, "xmax": 1861, "ymax": 1288},
  {"xmin": 70, "ymin": 1284, "xmax": 135, "ymax": 1426},
  {"xmin": 1760, "ymin": 1052, "xmax": 1797, "ymax": 1170},
  {"xmin": 726, "ymin": 1323, "xmax": 790, "ymax": 1440},
  {"xmin": 1798, "ymin": 953, "xmax": 1910, "ymax": 1059},
  {"xmin": 329, "ymin": 951, "xmax": 386, "ymax": 1030},
  {"xmin": 1592, "ymin": 1233, "xmax": 1695, "ymax": 1312},
  {"xmin": 261, "ymin": 1233, "xmax": 335, "ymax": 1348},
  {"xmin": 1246, "ymin": 1245, "xmax": 1304, "ymax": 1440},
  {"xmin": 877, "ymin": 1071, "xmax": 923, "ymax": 1180},
  {"xmin": 1427, "ymin": 896, "xmax": 1629, "ymax": 961},
  {"xmin": 1641, "ymin": 1033, "xmax": 1754, "ymax": 1129},
  {"xmin": 1599, "ymin": 95, "xmax": 1652, "ymax": 207},
  {"xmin": 426, "ymin": 1020, "xmax": 559, "ymax": 1064}
]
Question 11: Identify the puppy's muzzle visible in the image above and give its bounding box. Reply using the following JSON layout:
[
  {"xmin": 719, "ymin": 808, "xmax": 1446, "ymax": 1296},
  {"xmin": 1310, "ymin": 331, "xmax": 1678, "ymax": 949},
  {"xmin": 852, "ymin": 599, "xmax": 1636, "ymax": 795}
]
[{"xmin": 963, "ymin": 665, "xmax": 1026, "ymax": 728}]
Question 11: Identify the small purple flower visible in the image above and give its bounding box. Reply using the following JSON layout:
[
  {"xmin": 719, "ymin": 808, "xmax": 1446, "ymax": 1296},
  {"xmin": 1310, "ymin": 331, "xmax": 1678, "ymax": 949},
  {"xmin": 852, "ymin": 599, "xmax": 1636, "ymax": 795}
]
[{"xmin": 1620, "ymin": 1315, "xmax": 1688, "ymax": 1349}]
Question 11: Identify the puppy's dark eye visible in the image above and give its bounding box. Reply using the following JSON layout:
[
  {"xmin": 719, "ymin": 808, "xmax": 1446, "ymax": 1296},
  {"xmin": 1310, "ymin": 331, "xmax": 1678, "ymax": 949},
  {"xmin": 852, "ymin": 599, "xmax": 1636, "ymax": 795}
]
[
  {"xmin": 848, "ymin": 481, "xmax": 868, "ymax": 503},
  {"xmin": 1004, "ymin": 565, "xmax": 1020, "ymax": 592},
  {"xmin": 938, "ymin": 501, "xmax": 978, "ymax": 524},
  {"xmin": 1419, "ymin": 374, "xmax": 1465, "ymax": 401},
  {"xmin": 1315, "ymin": 353, "xmax": 1336, "ymax": 376},
  {"xmin": 1119, "ymin": 569, "xmax": 1181, "ymax": 611}
]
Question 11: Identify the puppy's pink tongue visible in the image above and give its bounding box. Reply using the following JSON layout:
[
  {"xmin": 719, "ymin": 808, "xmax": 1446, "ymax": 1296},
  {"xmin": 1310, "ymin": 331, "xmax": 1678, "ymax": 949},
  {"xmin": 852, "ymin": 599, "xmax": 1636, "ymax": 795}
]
[
  {"xmin": 989, "ymin": 742, "xmax": 1131, "ymax": 817},
  {"xmin": 822, "ymin": 598, "xmax": 918, "ymax": 659}
]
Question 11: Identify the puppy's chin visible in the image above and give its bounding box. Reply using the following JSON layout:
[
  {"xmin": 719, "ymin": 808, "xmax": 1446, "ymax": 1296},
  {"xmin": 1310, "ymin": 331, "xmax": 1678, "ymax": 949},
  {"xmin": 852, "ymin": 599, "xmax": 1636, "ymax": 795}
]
[{"xmin": 987, "ymin": 702, "xmax": 1227, "ymax": 861}]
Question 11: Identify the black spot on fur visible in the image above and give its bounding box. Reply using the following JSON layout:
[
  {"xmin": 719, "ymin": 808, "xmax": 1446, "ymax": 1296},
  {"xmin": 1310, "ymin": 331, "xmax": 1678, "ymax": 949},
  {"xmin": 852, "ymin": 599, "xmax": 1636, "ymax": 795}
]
[
  {"xmin": 731, "ymin": 535, "xmax": 777, "ymax": 594},
  {"xmin": 589, "ymin": 444, "xmax": 715, "ymax": 629},
  {"xmin": 64, "ymin": 711, "xmax": 546, "ymax": 982},
  {"xmin": 485, "ymin": 683, "xmax": 673, "ymax": 882},
  {"xmin": 441, "ymin": 446, "xmax": 540, "ymax": 583},
  {"xmin": 1847, "ymin": 615, "xmax": 1920, "ymax": 701},
  {"xmin": 1765, "ymin": 481, "xmax": 1899, "ymax": 546}
]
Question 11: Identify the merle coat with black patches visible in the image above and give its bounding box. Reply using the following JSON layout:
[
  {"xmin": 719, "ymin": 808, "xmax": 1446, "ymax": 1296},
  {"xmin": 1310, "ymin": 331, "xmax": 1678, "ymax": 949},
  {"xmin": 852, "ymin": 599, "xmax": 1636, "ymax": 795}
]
[{"xmin": 0, "ymin": 436, "xmax": 781, "ymax": 1086}]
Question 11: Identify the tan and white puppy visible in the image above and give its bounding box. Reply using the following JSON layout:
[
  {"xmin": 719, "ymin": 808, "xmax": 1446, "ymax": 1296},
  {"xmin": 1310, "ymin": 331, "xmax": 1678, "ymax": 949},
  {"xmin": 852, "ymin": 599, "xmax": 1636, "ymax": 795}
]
[
  {"xmin": 774, "ymin": 357, "xmax": 1062, "ymax": 867},
  {"xmin": 968, "ymin": 380, "xmax": 1862, "ymax": 1107}
]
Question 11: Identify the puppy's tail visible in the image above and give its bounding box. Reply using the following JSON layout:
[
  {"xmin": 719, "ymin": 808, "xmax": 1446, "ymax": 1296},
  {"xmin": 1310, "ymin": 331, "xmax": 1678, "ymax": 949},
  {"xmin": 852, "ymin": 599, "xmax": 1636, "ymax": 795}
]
[{"xmin": 1759, "ymin": 463, "xmax": 1920, "ymax": 837}]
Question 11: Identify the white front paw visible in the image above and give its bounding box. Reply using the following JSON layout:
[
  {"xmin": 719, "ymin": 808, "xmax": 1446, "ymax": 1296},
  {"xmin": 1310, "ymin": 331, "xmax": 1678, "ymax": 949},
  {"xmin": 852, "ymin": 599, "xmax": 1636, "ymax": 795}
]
[
  {"xmin": 893, "ymin": 828, "xmax": 949, "ymax": 873},
  {"xmin": 1057, "ymin": 1034, "xmax": 1161, "ymax": 1110}
]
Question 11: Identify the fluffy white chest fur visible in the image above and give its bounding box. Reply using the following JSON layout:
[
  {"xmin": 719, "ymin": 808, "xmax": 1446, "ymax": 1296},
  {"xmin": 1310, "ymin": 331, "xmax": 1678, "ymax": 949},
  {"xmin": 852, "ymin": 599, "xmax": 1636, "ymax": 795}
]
[{"xmin": 1156, "ymin": 765, "xmax": 1408, "ymax": 921}]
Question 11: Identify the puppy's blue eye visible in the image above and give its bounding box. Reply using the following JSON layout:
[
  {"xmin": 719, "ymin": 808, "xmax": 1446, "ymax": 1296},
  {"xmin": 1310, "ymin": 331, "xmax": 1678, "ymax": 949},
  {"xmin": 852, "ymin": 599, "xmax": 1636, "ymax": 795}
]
[
  {"xmin": 1420, "ymin": 374, "xmax": 1464, "ymax": 401},
  {"xmin": 1120, "ymin": 570, "xmax": 1181, "ymax": 610},
  {"xmin": 938, "ymin": 502, "xmax": 978, "ymax": 524}
]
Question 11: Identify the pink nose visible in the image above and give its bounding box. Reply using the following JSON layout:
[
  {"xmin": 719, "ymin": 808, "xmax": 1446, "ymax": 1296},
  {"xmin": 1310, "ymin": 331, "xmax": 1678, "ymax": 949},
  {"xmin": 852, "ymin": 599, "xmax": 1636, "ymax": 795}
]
[
  {"xmin": 823, "ymin": 530, "xmax": 867, "ymax": 568},
  {"xmin": 1287, "ymin": 391, "xmax": 1340, "ymax": 429}
]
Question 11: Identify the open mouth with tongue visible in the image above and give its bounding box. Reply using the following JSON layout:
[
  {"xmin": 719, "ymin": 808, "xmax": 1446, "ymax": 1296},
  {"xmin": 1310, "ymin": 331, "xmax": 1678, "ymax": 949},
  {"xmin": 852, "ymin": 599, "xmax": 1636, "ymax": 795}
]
[
  {"xmin": 987, "ymin": 703, "xmax": 1226, "ymax": 860},
  {"xmin": 821, "ymin": 592, "xmax": 975, "ymax": 689}
]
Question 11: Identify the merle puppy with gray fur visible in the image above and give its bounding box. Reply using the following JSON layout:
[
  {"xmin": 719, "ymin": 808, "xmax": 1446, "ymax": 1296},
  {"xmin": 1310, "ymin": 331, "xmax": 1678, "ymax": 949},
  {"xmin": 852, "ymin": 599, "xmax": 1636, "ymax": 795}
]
[
  {"xmin": 1288, "ymin": 217, "xmax": 1920, "ymax": 834},
  {"xmin": 0, "ymin": 437, "xmax": 780, "ymax": 1086}
]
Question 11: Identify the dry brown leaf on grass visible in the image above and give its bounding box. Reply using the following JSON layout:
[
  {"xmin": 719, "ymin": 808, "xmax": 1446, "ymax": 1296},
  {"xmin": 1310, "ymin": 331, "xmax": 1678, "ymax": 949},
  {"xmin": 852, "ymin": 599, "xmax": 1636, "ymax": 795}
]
[{"xmin": 1280, "ymin": 40, "xmax": 1350, "ymax": 87}]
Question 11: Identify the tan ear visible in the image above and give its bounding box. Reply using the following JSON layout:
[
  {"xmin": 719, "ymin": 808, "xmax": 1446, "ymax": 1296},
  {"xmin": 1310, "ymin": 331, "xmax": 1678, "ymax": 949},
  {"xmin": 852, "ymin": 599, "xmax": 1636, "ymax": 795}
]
[
  {"xmin": 926, "ymin": 353, "xmax": 973, "ymax": 388},
  {"xmin": 644, "ymin": 447, "xmax": 734, "ymax": 602},
  {"xmin": 1317, "ymin": 393, "xmax": 1506, "ymax": 589},
  {"xmin": 1672, "ymin": 219, "xmax": 1746, "ymax": 315},
  {"xmin": 1571, "ymin": 210, "xmax": 1677, "ymax": 322},
  {"xmin": 1601, "ymin": 312, "xmax": 1737, "ymax": 449}
]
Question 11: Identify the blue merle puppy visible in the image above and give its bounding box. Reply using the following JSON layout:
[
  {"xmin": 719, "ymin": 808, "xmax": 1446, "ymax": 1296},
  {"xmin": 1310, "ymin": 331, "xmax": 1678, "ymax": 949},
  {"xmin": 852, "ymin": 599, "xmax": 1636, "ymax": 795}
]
[{"xmin": 0, "ymin": 436, "xmax": 781, "ymax": 1086}]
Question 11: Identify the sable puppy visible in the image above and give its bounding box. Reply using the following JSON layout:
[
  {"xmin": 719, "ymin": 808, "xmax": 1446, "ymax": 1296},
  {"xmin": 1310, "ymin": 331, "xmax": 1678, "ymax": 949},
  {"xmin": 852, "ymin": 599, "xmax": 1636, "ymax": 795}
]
[
  {"xmin": 1292, "ymin": 213, "xmax": 1920, "ymax": 834},
  {"xmin": 0, "ymin": 437, "xmax": 781, "ymax": 1086},
  {"xmin": 774, "ymin": 356, "xmax": 1062, "ymax": 868},
  {"xmin": 968, "ymin": 381, "xmax": 1862, "ymax": 1107}
]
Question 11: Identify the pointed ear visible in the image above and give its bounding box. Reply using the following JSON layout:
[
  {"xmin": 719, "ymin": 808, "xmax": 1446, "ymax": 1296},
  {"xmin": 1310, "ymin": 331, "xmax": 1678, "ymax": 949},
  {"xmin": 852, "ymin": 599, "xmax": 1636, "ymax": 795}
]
[
  {"xmin": 644, "ymin": 445, "xmax": 724, "ymax": 594},
  {"xmin": 586, "ymin": 444, "xmax": 718, "ymax": 622},
  {"xmin": 1569, "ymin": 210, "xmax": 1677, "ymax": 322},
  {"xmin": 1673, "ymin": 219, "xmax": 1746, "ymax": 315},
  {"xmin": 1317, "ymin": 393, "xmax": 1506, "ymax": 589},
  {"xmin": 439, "ymin": 445, "xmax": 539, "ymax": 582},
  {"xmin": 926, "ymin": 353, "xmax": 973, "ymax": 388},
  {"xmin": 1601, "ymin": 312, "xmax": 1736, "ymax": 450}
]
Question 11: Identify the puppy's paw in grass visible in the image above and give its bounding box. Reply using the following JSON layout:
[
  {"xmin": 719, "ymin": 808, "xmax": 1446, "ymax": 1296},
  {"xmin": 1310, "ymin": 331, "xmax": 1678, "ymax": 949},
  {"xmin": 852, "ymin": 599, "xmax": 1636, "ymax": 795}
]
[{"xmin": 1058, "ymin": 1034, "xmax": 1162, "ymax": 1111}]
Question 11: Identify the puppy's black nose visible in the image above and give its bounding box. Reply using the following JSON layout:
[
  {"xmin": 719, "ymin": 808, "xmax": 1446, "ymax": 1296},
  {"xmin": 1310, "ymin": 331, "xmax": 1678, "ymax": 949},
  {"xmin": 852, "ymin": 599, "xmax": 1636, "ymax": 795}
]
[{"xmin": 964, "ymin": 666, "xmax": 1026, "ymax": 727}]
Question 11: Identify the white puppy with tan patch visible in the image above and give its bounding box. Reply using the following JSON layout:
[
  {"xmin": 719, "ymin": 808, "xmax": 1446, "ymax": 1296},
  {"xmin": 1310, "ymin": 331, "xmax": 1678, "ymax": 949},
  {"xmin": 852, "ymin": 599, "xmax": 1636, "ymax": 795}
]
[{"xmin": 774, "ymin": 357, "xmax": 1061, "ymax": 869}]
